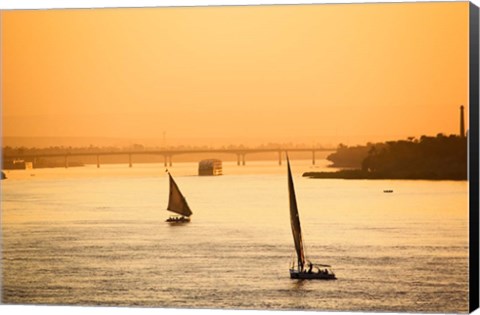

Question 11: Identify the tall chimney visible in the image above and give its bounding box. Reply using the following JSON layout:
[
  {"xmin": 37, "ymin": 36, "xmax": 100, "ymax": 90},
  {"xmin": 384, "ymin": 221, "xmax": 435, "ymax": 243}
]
[{"xmin": 460, "ymin": 105, "xmax": 465, "ymax": 138}]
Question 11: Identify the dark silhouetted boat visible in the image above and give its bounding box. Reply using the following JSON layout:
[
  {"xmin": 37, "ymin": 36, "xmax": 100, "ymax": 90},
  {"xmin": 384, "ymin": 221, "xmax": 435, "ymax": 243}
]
[
  {"xmin": 287, "ymin": 157, "xmax": 336, "ymax": 280},
  {"xmin": 165, "ymin": 171, "xmax": 192, "ymax": 223}
]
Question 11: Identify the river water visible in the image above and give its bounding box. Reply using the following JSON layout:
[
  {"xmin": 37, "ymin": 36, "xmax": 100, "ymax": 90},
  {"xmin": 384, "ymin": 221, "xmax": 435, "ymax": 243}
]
[{"xmin": 1, "ymin": 160, "xmax": 469, "ymax": 313}]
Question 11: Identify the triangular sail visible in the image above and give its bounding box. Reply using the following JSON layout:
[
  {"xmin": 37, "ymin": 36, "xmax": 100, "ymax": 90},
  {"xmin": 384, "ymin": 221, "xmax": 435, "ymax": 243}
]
[
  {"xmin": 167, "ymin": 173, "xmax": 192, "ymax": 217},
  {"xmin": 287, "ymin": 157, "xmax": 306, "ymax": 271}
]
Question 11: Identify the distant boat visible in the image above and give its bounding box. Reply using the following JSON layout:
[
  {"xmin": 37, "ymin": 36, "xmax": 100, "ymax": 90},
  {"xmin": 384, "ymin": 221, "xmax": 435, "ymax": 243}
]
[
  {"xmin": 287, "ymin": 157, "xmax": 336, "ymax": 280},
  {"xmin": 165, "ymin": 171, "xmax": 192, "ymax": 223},
  {"xmin": 383, "ymin": 190, "xmax": 394, "ymax": 193},
  {"xmin": 198, "ymin": 159, "xmax": 223, "ymax": 176}
]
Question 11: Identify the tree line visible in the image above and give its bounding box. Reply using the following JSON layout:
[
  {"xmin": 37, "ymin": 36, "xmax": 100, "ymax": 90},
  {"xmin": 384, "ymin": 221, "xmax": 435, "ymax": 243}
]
[{"xmin": 305, "ymin": 134, "xmax": 467, "ymax": 180}]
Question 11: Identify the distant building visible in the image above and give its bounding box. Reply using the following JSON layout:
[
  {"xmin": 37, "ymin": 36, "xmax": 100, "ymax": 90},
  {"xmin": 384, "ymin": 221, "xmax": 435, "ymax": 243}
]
[
  {"xmin": 3, "ymin": 159, "xmax": 33, "ymax": 170},
  {"xmin": 198, "ymin": 159, "xmax": 223, "ymax": 176}
]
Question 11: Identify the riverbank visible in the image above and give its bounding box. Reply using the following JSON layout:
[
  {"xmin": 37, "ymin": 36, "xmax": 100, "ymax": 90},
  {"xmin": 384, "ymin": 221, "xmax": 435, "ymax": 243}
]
[{"xmin": 303, "ymin": 169, "xmax": 467, "ymax": 180}]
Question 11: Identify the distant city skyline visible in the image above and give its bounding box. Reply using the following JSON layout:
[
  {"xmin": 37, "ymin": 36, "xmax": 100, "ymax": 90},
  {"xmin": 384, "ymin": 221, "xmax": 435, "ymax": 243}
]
[{"xmin": 2, "ymin": 2, "xmax": 470, "ymax": 148}]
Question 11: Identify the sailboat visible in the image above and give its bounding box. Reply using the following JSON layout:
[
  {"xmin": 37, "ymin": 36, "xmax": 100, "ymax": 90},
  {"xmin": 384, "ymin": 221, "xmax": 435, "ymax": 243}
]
[
  {"xmin": 165, "ymin": 171, "xmax": 192, "ymax": 223},
  {"xmin": 287, "ymin": 157, "xmax": 336, "ymax": 280}
]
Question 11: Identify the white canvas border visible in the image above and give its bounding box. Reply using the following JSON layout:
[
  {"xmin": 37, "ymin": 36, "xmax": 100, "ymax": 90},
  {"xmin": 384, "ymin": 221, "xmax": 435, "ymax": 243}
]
[{"xmin": 0, "ymin": 1, "xmax": 478, "ymax": 315}]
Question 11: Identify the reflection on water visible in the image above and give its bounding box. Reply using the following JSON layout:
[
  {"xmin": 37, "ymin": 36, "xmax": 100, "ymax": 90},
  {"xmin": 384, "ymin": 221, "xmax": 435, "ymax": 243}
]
[{"xmin": 1, "ymin": 160, "xmax": 469, "ymax": 312}]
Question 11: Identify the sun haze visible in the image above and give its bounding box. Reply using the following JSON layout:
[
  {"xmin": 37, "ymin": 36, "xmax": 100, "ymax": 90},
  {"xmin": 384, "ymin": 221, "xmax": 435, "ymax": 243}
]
[{"xmin": 1, "ymin": 2, "xmax": 469, "ymax": 147}]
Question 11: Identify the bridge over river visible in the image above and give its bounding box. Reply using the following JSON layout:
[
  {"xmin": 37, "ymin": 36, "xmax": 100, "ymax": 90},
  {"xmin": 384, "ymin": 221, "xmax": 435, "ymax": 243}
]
[{"xmin": 4, "ymin": 148, "xmax": 336, "ymax": 168}]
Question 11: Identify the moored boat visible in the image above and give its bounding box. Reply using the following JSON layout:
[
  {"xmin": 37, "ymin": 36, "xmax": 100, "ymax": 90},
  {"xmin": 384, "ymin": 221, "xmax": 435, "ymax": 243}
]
[{"xmin": 198, "ymin": 159, "xmax": 222, "ymax": 176}]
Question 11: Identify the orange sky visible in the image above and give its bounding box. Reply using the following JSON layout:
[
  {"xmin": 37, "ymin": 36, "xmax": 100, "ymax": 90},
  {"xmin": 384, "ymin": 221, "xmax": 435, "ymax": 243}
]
[{"xmin": 1, "ymin": 2, "xmax": 470, "ymax": 147}]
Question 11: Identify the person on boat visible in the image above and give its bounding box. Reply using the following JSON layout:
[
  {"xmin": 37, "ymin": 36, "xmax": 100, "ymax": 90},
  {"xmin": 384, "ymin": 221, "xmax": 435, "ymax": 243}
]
[{"xmin": 307, "ymin": 263, "xmax": 313, "ymax": 274}]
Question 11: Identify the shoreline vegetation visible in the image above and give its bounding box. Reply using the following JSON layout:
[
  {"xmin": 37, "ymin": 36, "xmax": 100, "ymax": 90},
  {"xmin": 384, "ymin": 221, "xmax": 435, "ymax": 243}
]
[{"xmin": 304, "ymin": 134, "xmax": 467, "ymax": 181}]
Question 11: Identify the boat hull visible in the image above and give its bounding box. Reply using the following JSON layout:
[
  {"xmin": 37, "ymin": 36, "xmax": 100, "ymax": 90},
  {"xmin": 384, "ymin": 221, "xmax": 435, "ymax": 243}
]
[
  {"xmin": 166, "ymin": 216, "xmax": 191, "ymax": 223},
  {"xmin": 289, "ymin": 269, "xmax": 336, "ymax": 280}
]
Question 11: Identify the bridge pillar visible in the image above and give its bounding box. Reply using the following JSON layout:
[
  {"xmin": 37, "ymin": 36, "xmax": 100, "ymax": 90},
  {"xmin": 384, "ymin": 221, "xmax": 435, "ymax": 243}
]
[
  {"xmin": 129, "ymin": 154, "xmax": 132, "ymax": 168},
  {"xmin": 64, "ymin": 156, "xmax": 69, "ymax": 168},
  {"xmin": 169, "ymin": 155, "xmax": 172, "ymax": 167},
  {"xmin": 237, "ymin": 154, "xmax": 241, "ymax": 166},
  {"xmin": 312, "ymin": 151, "xmax": 316, "ymax": 165},
  {"xmin": 242, "ymin": 154, "xmax": 246, "ymax": 166},
  {"xmin": 97, "ymin": 155, "xmax": 100, "ymax": 168},
  {"xmin": 278, "ymin": 151, "xmax": 282, "ymax": 165},
  {"xmin": 164, "ymin": 155, "xmax": 168, "ymax": 167}
]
